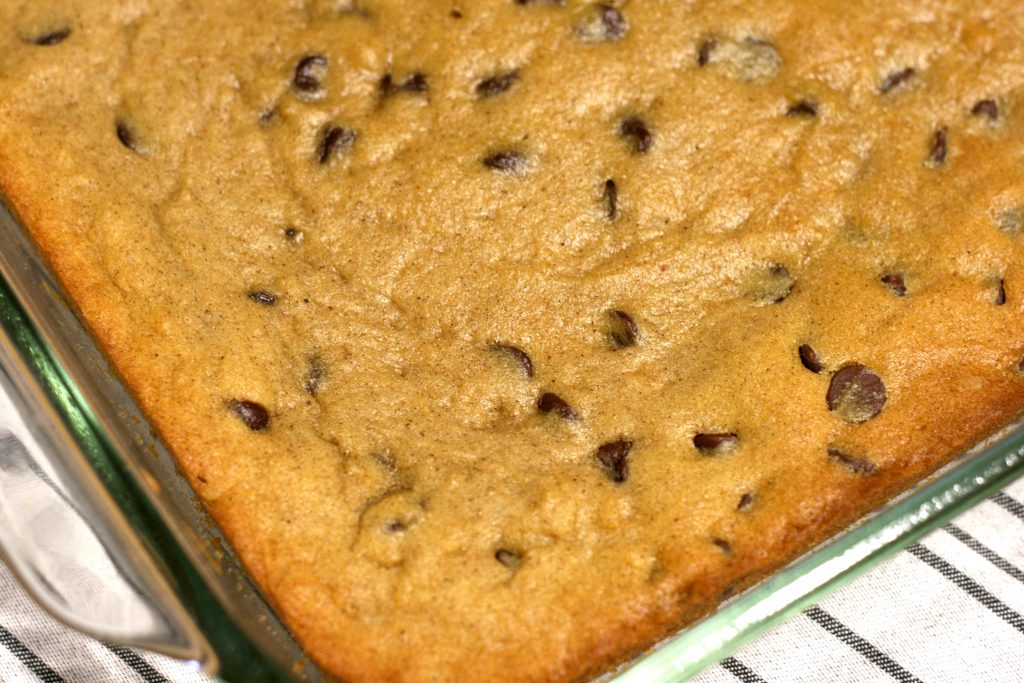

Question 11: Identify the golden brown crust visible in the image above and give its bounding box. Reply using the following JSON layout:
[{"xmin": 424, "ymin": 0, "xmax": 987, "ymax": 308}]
[{"xmin": 3, "ymin": 2, "xmax": 1024, "ymax": 682}]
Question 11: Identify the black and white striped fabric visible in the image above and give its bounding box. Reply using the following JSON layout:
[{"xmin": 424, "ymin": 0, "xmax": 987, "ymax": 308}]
[{"xmin": 1, "ymin": 478, "xmax": 1023, "ymax": 682}]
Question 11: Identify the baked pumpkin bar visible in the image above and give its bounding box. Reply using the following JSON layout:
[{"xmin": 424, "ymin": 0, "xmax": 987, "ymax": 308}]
[{"xmin": 2, "ymin": 0, "xmax": 1023, "ymax": 680}]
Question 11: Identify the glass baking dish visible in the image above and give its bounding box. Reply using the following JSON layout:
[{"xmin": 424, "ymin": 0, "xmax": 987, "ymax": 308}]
[{"xmin": 0, "ymin": 195, "xmax": 1022, "ymax": 683}]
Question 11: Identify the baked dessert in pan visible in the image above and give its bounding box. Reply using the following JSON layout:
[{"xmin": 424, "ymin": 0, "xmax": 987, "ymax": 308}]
[{"xmin": 1, "ymin": 1, "xmax": 1023, "ymax": 680}]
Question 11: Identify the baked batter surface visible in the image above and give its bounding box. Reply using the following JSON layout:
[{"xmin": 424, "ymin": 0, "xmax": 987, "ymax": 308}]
[{"xmin": 2, "ymin": 1, "xmax": 1024, "ymax": 680}]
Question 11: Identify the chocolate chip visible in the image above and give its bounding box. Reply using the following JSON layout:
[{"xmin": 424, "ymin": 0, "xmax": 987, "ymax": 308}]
[
  {"xmin": 490, "ymin": 344, "xmax": 534, "ymax": 378},
  {"xmin": 827, "ymin": 448, "xmax": 876, "ymax": 474},
  {"xmin": 693, "ymin": 433, "xmax": 738, "ymax": 454},
  {"xmin": 997, "ymin": 209, "xmax": 1023, "ymax": 236},
  {"xmin": 799, "ymin": 344, "xmax": 824, "ymax": 373},
  {"xmin": 495, "ymin": 548, "xmax": 523, "ymax": 569},
  {"xmin": 294, "ymin": 54, "xmax": 328, "ymax": 94},
  {"xmin": 746, "ymin": 263, "xmax": 794, "ymax": 304},
  {"xmin": 928, "ymin": 127, "xmax": 948, "ymax": 166},
  {"xmin": 619, "ymin": 116, "xmax": 652, "ymax": 154},
  {"xmin": 451, "ymin": 9, "xmax": 463, "ymax": 18},
  {"xmin": 248, "ymin": 290, "xmax": 278, "ymax": 305},
  {"xmin": 697, "ymin": 38, "xmax": 717, "ymax": 66},
  {"xmin": 483, "ymin": 150, "xmax": 527, "ymax": 174},
  {"xmin": 737, "ymin": 492, "xmax": 755, "ymax": 511},
  {"xmin": 380, "ymin": 72, "xmax": 428, "ymax": 97},
  {"xmin": 606, "ymin": 309, "xmax": 638, "ymax": 348},
  {"xmin": 304, "ymin": 356, "xmax": 327, "ymax": 394},
  {"xmin": 538, "ymin": 392, "xmax": 579, "ymax": 421},
  {"xmin": 712, "ymin": 538, "xmax": 732, "ymax": 554},
  {"xmin": 575, "ymin": 4, "xmax": 628, "ymax": 42},
  {"xmin": 228, "ymin": 399, "xmax": 270, "ymax": 431},
  {"xmin": 880, "ymin": 67, "xmax": 915, "ymax": 94},
  {"xmin": 827, "ymin": 364, "xmax": 886, "ymax": 423},
  {"xmin": 384, "ymin": 520, "xmax": 407, "ymax": 533},
  {"xmin": 595, "ymin": 439, "xmax": 633, "ymax": 483},
  {"xmin": 476, "ymin": 70, "xmax": 518, "ymax": 98},
  {"xmin": 30, "ymin": 27, "xmax": 71, "ymax": 45},
  {"xmin": 284, "ymin": 226, "xmax": 304, "ymax": 242},
  {"xmin": 115, "ymin": 120, "xmax": 140, "ymax": 154},
  {"xmin": 786, "ymin": 99, "xmax": 819, "ymax": 117},
  {"xmin": 971, "ymin": 99, "xmax": 999, "ymax": 120},
  {"xmin": 603, "ymin": 179, "xmax": 618, "ymax": 219},
  {"xmin": 881, "ymin": 273, "xmax": 907, "ymax": 297},
  {"xmin": 318, "ymin": 126, "xmax": 356, "ymax": 164},
  {"xmin": 995, "ymin": 278, "xmax": 1007, "ymax": 306}
]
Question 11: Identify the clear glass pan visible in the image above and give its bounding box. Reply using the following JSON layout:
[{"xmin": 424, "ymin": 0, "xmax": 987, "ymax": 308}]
[{"xmin": 1, "ymin": 197, "xmax": 1022, "ymax": 683}]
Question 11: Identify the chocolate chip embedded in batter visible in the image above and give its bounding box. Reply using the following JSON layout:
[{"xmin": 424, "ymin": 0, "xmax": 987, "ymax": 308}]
[
  {"xmin": 827, "ymin": 364, "xmax": 886, "ymax": 423},
  {"xmin": 746, "ymin": 263, "xmax": 794, "ymax": 305},
  {"xmin": 248, "ymin": 290, "xmax": 278, "ymax": 305},
  {"xmin": 595, "ymin": 439, "xmax": 633, "ymax": 483},
  {"xmin": 619, "ymin": 116, "xmax": 653, "ymax": 154},
  {"xmin": 304, "ymin": 355, "xmax": 327, "ymax": 394},
  {"xmin": 575, "ymin": 4, "xmax": 628, "ymax": 42},
  {"xmin": 994, "ymin": 278, "xmax": 1007, "ymax": 305},
  {"xmin": 693, "ymin": 433, "xmax": 738, "ymax": 454},
  {"xmin": 483, "ymin": 150, "xmax": 528, "ymax": 174},
  {"xmin": 927, "ymin": 127, "xmax": 948, "ymax": 166},
  {"xmin": 879, "ymin": 67, "xmax": 915, "ymax": 94},
  {"xmin": 603, "ymin": 179, "xmax": 618, "ymax": 219},
  {"xmin": 30, "ymin": 27, "xmax": 71, "ymax": 45},
  {"xmin": 697, "ymin": 37, "xmax": 717, "ymax": 66},
  {"xmin": 476, "ymin": 70, "xmax": 518, "ymax": 98},
  {"xmin": 537, "ymin": 392, "xmax": 580, "ymax": 421},
  {"xmin": 228, "ymin": 399, "xmax": 270, "ymax": 431},
  {"xmin": 881, "ymin": 273, "xmax": 907, "ymax": 297},
  {"xmin": 712, "ymin": 538, "xmax": 732, "ymax": 554},
  {"xmin": 737, "ymin": 492, "xmax": 755, "ymax": 512},
  {"xmin": 284, "ymin": 226, "xmax": 304, "ymax": 242},
  {"xmin": 384, "ymin": 520, "xmax": 407, "ymax": 533},
  {"xmin": 380, "ymin": 72, "xmax": 429, "ymax": 97},
  {"xmin": 971, "ymin": 99, "xmax": 999, "ymax": 120},
  {"xmin": 606, "ymin": 309, "xmax": 638, "ymax": 348},
  {"xmin": 489, "ymin": 344, "xmax": 534, "ymax": 378},
  {"xmin": 799, "ymin": 344, "xmax": 824, "ymax": 373},
  {"xmin": 318, "ymin": 126, "xmax": 356, "ymax": 164},
  {"xmin": 495, "ymin": 548, "xmax": 523, "ymax": 569},
  {"xmin": 293, "ymin": 54, "xmax": 328, "ymax": 94},
  {"xmin": 115, "ymin": 120, "xmax": 141, "ymax": 154},
  {"xmin": 786, "ymin": 99, "xmax": 819, "ymax": 117},
  {"xmin": 827, "ymin": 448, "xmax": 877, "ymax": 474}
]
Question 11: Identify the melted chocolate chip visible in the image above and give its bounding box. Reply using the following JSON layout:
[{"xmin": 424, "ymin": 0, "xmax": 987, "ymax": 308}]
[
  {"xmin": 476, "ymin": 70, "xmax": 518, "ymax": 98},
  {"xmin": 995, "ymin": 278, "xmax": 1007, "ymax": 306},
  {"xmin": 880, "ymin": 67, "xmax": 915, "ymax": 94},
  {"xmin": 971, "ymin": 99, "xmax": 999, "ymax": 120},
  {"xmin": 693, "ymin": 433, "xmax": 738, "ymax": 454},
  {"xmin": 31, "ymin": 27, "xmax": 71, "ymax": 45},
  {"xmin": 595, "ymin": 439, "xmax": 633, "ymax": 483},
  {"xmin": 490, "ymin": 344, "xmax": 534, "ymax": 378},
  {"xmin": 712, "ymin": 538, "xmax": 732, "ymax": 554},
  {"xmin": 697, "ymin": 38, "xmax": 717, "ymax": 66},
  {"xmin": 737, "ymin": 492, "xmax": 755, "ymax": 512},
  {"xmin": 786, "ymin": 99, "xmax": 819, "ymax": 117},
  {"xmin": 928, "ymin": 127, "xmax": 948, "ymax": 166},
  {"xmin": 228, "ymin": 399, "xmax": 270, "ymax": 431},
  {"xmin": 827, "ymin": 448, "xmax": 876, "ymax": 474},
  {"xmin": 451, "ymin": 9, "xmax": 463, "ymax": 18},
  {"xmin": 799, "ymin": 344, "xmax": 824, "ymax": 373},
  {"xmin": 293, "ymin": 54, "xmax": 328, "ymax": 93},
  {"xmin": 827, "ymin": 364, "xmax": 886, "ymax": 423},
  {"xmin": 483, "ymin": 150, "xmax": 527, "ymax": 174},
  {"xmin": 248, "ymin": 290, "xmax": 278, "ymax": 305},
  {"xmin": 575, "ymin": 3, "xmax": 628, "ymax": 42},
  {"xmin": 881, "ymin": 273, "xmax": 907, "ymax": 297},
  {"xmin": 380, "ymin": 72, "xmax": 428, "ymax": 97},
  {"xmin": 318, "ymin": 126, "xmax": 356, "ymax": 163},
  {"xmin": 607, "ymin": 309, "xmax": 638, "ymax": 348},
  {"xmin": 619, "ymin": 116, "xmax": 653, "ymax": 154},
  {"xmin": 538, "ymin": 392, "xmax": 579, "ymax": 421},
  {"xmin": 495, "ymin": 548, "xmax": 523, "ymax": 569},
  {"xmin": 115, "ymin": 121, "xmax": 140, "ymax": 153},
  {"xmin": 603, "ymin": 179, "xmax": 618, "ymax": 219},
  {"xmin": 304, "ymin": 356, "xmax": 327, "ymax": 394}
]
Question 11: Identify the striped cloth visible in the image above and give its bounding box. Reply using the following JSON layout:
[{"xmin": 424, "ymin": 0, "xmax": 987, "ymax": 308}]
[{"xmin": 1, "ymin": 479, "xmax": 1022, "ymax": 682}]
